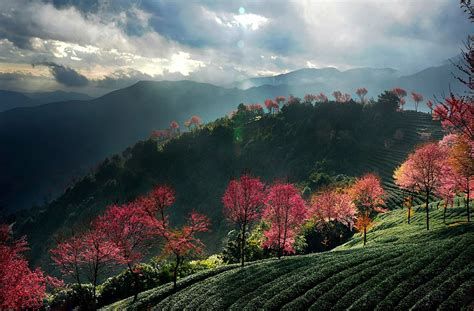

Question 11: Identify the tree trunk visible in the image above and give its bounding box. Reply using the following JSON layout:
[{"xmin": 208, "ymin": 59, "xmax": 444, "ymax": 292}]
[
  {"xmin": 240, "ymin": 223, "xmax": 246, "ymax": 267},
  {"xmin": 173, "ymin": 255, "xmax": 181, "ymax": 290},
  {"xmin": 443, "ymin": 203, "xmax": 447, "ymax": 224},
  {"xmin": 363, "ymin": 226, "xmax": 367, "ymax": 246},
  {"xmin": 466, "ymin": 185, "xmax": 471, "ymax": 222},
  {"xmin": 128, "ymin": 264, "xmax": 139, "ymax": 302},
  {"xmin": 425, "ymin": 192, "xmax": 430, "ymax": 230}
]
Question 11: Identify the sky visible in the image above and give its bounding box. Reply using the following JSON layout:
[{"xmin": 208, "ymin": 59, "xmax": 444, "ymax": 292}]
[{"xmin": 0, "ymin": 0, "xmax": 471, "ymax": 95}]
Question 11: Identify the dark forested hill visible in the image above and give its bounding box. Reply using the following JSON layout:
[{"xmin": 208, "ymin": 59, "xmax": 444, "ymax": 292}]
[{"xmin": 12, "ymin": 94, "xmax": 442, "ymax": 272}]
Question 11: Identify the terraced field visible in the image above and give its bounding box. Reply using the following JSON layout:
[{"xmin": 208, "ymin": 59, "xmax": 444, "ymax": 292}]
[
  {"xmin": 103, "ymin": 205, "xmax": 473, "ymax": 310},
  {"xmin": 356, "ymin": 111, "xmax": 444, "ymax": 209}
]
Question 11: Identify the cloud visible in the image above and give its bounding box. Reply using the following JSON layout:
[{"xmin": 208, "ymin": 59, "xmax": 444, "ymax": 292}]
[
  {"xmin": 33, "ymin": 62, "xmax": 89, "ymax": 87},
  {"xmin": 0, "ymin": 0, "xmax": 471, "ymax": 94}
]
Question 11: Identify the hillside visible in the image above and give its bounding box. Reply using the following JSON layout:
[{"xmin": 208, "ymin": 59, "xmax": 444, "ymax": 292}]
[
  {"xmin": 104, "ymin": 206, "xmax": 474, "ymax": 310},
  {"xmin": 0, "ymin": 63, "xmax": 459, "ymax": 213},
  {"xmin": 13, "ymin": 97, "xmax": 442, "ymax": 272}
]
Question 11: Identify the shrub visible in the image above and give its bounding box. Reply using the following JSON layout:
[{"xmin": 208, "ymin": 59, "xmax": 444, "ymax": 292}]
[
  {"xmin": 47, "ymin": 284, "xmax": 95, "ymax": 311},
  {"xmin": 97, "ymin": 263, "xmax": 162, "ymax": 307}
]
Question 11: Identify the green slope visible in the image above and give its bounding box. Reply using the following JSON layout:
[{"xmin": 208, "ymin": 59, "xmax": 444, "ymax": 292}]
[{"xmin": 103, "ymin": 206, "xmax": 473, "ymax": 310}]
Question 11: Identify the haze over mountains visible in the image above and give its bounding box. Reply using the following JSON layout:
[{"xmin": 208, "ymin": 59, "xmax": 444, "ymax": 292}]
[
  {"xmin": 0, "ymin": 61, "xmax": 464, "ymax": 213},
  {"xmin": 0, "ymin": 90, "xmax": 93, "ymax": 112}
]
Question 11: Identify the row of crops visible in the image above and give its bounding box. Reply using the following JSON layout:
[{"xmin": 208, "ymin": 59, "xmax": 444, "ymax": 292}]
[
  {"xmin": 356, "ymin": 111, "xmax": 444, "ymax": 209},
  {"xmin": 104, "ymin": 206, "xmax": 473, "ymax": 310}
]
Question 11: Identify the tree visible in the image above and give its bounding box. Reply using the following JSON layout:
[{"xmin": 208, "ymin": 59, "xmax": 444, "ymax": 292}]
[
  {"xmin": 185, "ymin": 116, "xmax": 202, "ymax": 130},
  {"xmin": 160, "ymin": 212, "xmax": 210, "ymax": 289},
  {"xmin": 356, "ymin": 88, "xmax": 368, "ymax": 103},
  {"xmin": 1, "ymin": 224, "xmax": 50, "ymax": 309},
  {"xmin": 265, "ymin": 99, "xmax": 279, "ymax": 114},
  {"xmin": 50, "ymin": 232, "xmax": 84, "ymax": 286},
  {"xmin": 309, "ymin": 189, "xmax": 357, "ymax": 228},
  {"xmin": 411, "ymin": 92, "xmax": 424, "ymax": 112},
  {"xmin": 151, "ymin": 129, "xmax": 170, "ymax": 140},
  {"xmin": 444, "ymin": 134, "xmax": 474, "ymax": 222},
  {"xmin": 349, "ymin": 174, "xmax": 385, "ymax": 245},
  {"xmin": 396, "ymin": 143, "xmax": 445, "ymax": 230},
  {"xmin": 262, "ymin": 183, "xmax": 307, "ymax": 258},
  {"xmin": 433, "ymin": 95, "xmax": 474, "ymax": 141},
  {"xmin": 286, "ymin": 95, "xmax": 301, "ymax": 106},
  {"xmin": 222, "ymin": 175, "xmax": 265, "ymax": 266},
  {"xmin": 275, "ymin": 96, "xmax": 286, "ymax": 108},
  {"xmin": 135, "ymin": 185, "xmax": 210, "ymax": 288},
  {"xmin": 333, "ymin": 91, "xmax": 351, "ymax": 103},
  {"xmin": 427, "ymin": 100, "xmax": 434, "ymax": 115},
  {"xmin": 392, "ymin": 87, "xmax": 407, "ymax": 110},
  {"xmin": 81, "ymin": 226, "xmax": 122, "ymax": 301},
  {"xmin": 96, "ymin": 203, "xmax": 155, "ymax": 300},
  {"xmin": 304, "ymin": 94, "xmax": 317, "ymax": 104},
  {"xmin": 169, "ymin": 121, "xmax": 180, "ymax": 136},
  {"xmin": 453, "ymin": 0, "xmax": 474, "ymax": 94},
  {"xmin": 394, "ymin": 160, "xmax": 417, "ymax": 224},
  {"xmin": 316, "ymin": 92, "xmax": 328, "ymax": 103}
]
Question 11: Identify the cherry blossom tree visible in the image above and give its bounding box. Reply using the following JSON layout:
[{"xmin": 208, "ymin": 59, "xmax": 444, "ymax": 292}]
[
  {"xmin": 411, "ymin": 92, "xmax": 424, "ymax": 112},
  {"xmin": 96, "ymin": 202, "xmax": 155, "ymax": 300},
  {"xmin": 332, "ymin": 91, "xmax": 342, "ymax": 102},
  {"xmin": 310, "ymin": 189, "xmax": 357, "ymax": 228},
  {"xmin": 394, "ymin": 160, "xmax": 417, "ymax": 224},
  {"xmin": 184, "ymin": 116, "xmax": 202, "ymax": 130},
  {"xmin": 50, "ymin": 232, "xmax": 84, "ymax": 286},
  {"xmin": 160, "ymin": 212, "xmax": 210, "ymax": 289},
  {"xmin": 349, "ymin": 174, "xmax": 385, "ymax": 245},
  {"xmin": 304, "ymin": 94, "xmax": 317, "ymax": 104},
  {"xmin": 170, "ymin": 121, "xmax": 180, "ymax": 136},
  {"xmin": 356, "ymin": 88, "xmax": 368, "ymax": 103},
  {"xmin": 399, "ymin": 98, "xmax": 406, "ymax": 111},
  {"xmin": 433, "ymin": 95, "xmax": 474, "ymax": 141},
  {"xmin": 286, "ymin": 95, "xmax": 300, "ymax": 105},
  {"xmin": 51, "ymin": 225, "xmax": 122, "ymax": 302},
  {"xmin": 222, "ymin": 175, "xmax": 265, "ymax": 266},
  {"xmin": 426, "ymin": 100, "xmax": 434, "ymax": 115},
  {"xmin": 265, "ymin": 99, "xmax": 279, "ymax": 114},
  {"xmin": 392, "ymin": 87, "xmax": 408, "ymax": 110},
  {"xmin": 262, "ymin": 183, "xmax": 307, "ymax": 258},
  {"xmin": 151, "ymin": 130, "xmax": 170, "ymax": 140},
  {"xmin": 275, "ymin": 96, "xmax": 286, "ymax": 108},
  {"xmin": 396, "ymin": 143, "xmax": 445, "ymax": 230},
  {"xmin": 332, "ymin": 91, "xmax": 351, "ymax": 103},
  {"xmin": 316, "ymin": 92, "xmax": 328, "ymax": 103},
  {"xmin": 1, "ymin": 224, "xmax": 51, "ymax": 309},
  {"xmin": 444, "ymin": 135, "xmax": 474, "ymax": 222}
]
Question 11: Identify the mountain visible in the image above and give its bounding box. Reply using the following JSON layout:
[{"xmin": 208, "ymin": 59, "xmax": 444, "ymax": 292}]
[
  {"xmin": 230, "ymin": 67, "xmax": 398, "ymax": 90},
  {"xmin": 0, "ymin": 89, "xmax": 94, "ymax": 112},
  {"xmin": 12, "ymin": 98, "xmax": 443, "ymax": 272},
  {"xmin": 231, "ymin": 64, "xmax": 465, "ymax": 112},
  {"xmin": 0, "ymin": 90, "xmax": 40, "ymax": 112},
  {"xmin": 25, "ymin": 90, "xmax": 94, "ymax": 103},
  {"xmin": 0, "ymin": 61, "xmax": 460, "ymax": 213},
  {"xmin": 0, "ymin": 80, "xmax": 288, "ymax": 212},
  {"xmin": 104, "ymin": 207, "xmax": 473, "ymax": 310}
]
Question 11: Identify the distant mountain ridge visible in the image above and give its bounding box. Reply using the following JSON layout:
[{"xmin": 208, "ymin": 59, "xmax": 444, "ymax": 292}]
[
  {"xmin": 230, "ymin": 63, "xmax": 465, "ymax": 111},
  {"xmin": 0, "ymin": 89, "xmax": 93, "ymax": 112},
  {"xmin": 230, "ymin": 67, "xmax": 399, "ymax": 89}
]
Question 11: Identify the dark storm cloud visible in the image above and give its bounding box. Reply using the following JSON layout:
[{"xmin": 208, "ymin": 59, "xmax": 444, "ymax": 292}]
[{"xmin": 33, "ymin": 62, "xmax": 89, "ymax": 87}]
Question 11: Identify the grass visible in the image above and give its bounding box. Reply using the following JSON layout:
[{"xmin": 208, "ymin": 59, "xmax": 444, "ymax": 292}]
[{"xmin": 102, "ymin": 204, "xmax": 473, "ymax": 310}]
